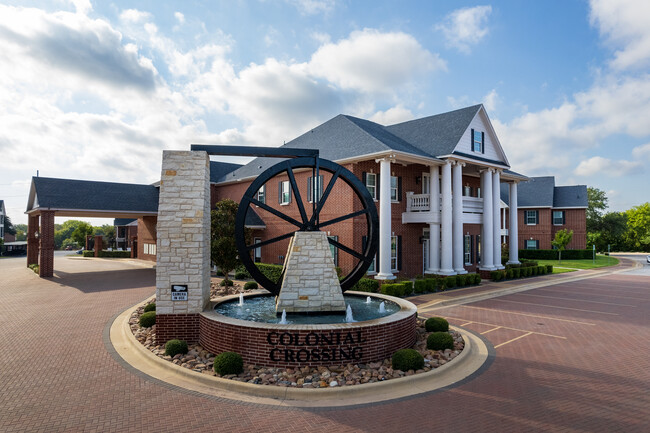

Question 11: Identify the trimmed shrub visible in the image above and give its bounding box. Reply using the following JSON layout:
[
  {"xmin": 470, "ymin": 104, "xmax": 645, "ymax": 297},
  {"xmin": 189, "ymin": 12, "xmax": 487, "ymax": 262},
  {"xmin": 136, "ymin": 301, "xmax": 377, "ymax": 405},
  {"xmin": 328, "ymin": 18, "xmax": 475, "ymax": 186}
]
[
  {"xmin": 456, "ymin": 274, "xmax": 467, "ymax": 287},
  {"xmin": 83, "ymin": 251, "xmax": 94, "ymax": 257},
  {"xmin": 401, "ymin": 281, "xmax": 414, "ymax": 296},
  {"xmin": 255, "ymin": 263, "xmax": 283, "ymax": 284},
  {"xmin": 352, "ymin": 278, "xmax": 379, "ymax": 292},
  {"xmin": 513, "ymin": 268, "xmax": 521, "ymax": 278},
  {"xmin": 164, "ymin": 339, "xmax": 188, "ymax": 357},
  {"xmin": 427, "ymin": 332, "xmax": 454, "ymax": 351},
  {"xmin": 538, "ymin": 265, "xmax": 546, "ymax": 275},
  {"xmin": 243, "ymin": 281, "xmax": 258, "ymax": 291},
  {"xmin": 139, "ymin": 311, "xmax": 156, "ymax": 328},
  {"xmin": 490, "ymin": 270, "xmax": 503, "ymax": 281},
  {"xmin": 234, "ymin": 271, "xmax": 249, "ymax": 280},
  {"xmin": 532, "ymin": 266, "xmax": 538, "ymax": 276},
  {"xmin": 216, "ymin": 269, "xmax": 225, "ymax": 277},
  {"xmin": 213, "ymin": 351, "xmax": 243, "ymax": 375},
  {"xmin": 391, "ymin": 349, "xmax": 424, "ymax": 371},
  {"xmin": 506, "ymin": 269, "xmax": 514, "ymax": 279},
  {"xmin": 220, "ymin": 279, "xmax": 234, "ymax": 287},
  {"xmin": 414, "ymin": 279, "xmax": 427, "ymax": 294},
  {"xmin": 546, "ymin": 265, "xmax": 553, "ymax": 273},
  {"xmin": 97, "ymin": 250, "xmax": 131, "ymax": 258},
  {"xmin": 425, "ymin": 317, "xmax": 449, "ymax": 332},
  {"xmin": 28, "ymin": 264, "xmax": 40, "ymax": 274},
  {"xmin": 428, "ymin": 278, "xmax": 440, "ymax": 292},
  {"xmin": 380, "ymin": 283, "xmax": 400, "ymax": 297},
  {"xmin": 519, "ymin": 249, "xmax": 592, "ymax": 260},
  {"xmin": 143, "ymin": 303, "xmax": 156, "ymax": 313},
  {"xmin": 444, "ymin": 275, "xmax": 457, "ymax": 289}
]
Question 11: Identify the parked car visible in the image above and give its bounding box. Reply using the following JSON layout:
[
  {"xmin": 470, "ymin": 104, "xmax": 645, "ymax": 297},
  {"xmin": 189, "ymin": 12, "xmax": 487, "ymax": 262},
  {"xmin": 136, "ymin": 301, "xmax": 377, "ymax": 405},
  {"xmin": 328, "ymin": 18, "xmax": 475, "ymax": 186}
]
[
  {"xmin": 646, "ymin": 255, "xmax": 650, "ymax": 264},
  {"xmin": 76, "ymin": 248, "xmax": 84, "ymax": 255}
]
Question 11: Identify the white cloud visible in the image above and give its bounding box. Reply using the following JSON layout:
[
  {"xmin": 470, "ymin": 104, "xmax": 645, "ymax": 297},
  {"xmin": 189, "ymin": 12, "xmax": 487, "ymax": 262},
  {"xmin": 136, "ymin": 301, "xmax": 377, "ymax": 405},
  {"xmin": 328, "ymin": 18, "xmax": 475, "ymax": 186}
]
[
  {"xmin": 285, "ymin": 0, "xmax": 336, "ymax": 15},
  {"xmin": 574, "ymin": 156, "xmax": 643, "ymax": 177},
  {"xmin": 369, "ymin": 105, "xmax": 415, "ymax": 125},
  {"xmin": 174, "ymin": 12, "xmax": 185, "ymax": 24},
  {"xmin": 482, "ymin": 89, "xmax": 499, "ymax": 112},
  {"xmin": 309, "ymin": 29, "xmax": 446, "ymax": 93},
  {"xmin": 436, "ymin": 5, "xmax": 492, "ymax": 54},
  {"xmin": 632, "ymin": 142, "xmax": 650, "ymax": 159},
  {"xmin": 70, "ymin": 0, "xmax": 92, "ymax": 15},
  {"xmin": 590, "ymin": 0, "xmax": 650, "ymax": 70},
  {"xmin": 119, "ymin": 9, "xmax": 152, "ymax": 24}
]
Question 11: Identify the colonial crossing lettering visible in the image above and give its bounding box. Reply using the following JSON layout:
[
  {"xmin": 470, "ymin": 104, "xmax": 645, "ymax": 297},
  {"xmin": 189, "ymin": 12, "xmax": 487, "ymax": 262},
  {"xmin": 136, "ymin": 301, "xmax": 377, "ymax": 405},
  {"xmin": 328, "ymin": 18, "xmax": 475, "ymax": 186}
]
[{"xmin": 266, "ymin": 330, "xmax": 367, "ymax": 363}]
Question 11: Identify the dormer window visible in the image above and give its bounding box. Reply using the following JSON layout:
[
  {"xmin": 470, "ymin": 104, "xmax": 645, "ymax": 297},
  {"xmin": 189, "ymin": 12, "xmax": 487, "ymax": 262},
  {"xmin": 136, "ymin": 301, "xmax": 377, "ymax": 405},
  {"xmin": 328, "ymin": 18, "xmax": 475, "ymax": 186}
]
[{"xmin": 472, "ymin": 130, "xmax": 483, "ymax": 153}]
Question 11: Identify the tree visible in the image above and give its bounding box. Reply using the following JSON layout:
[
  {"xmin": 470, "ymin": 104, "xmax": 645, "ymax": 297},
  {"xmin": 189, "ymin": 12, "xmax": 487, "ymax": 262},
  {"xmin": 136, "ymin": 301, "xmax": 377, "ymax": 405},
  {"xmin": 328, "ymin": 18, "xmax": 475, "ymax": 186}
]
[
  {"xmin": 61, "ymin": 238, "xmax": 79, "ymax": 250},
  {"xmin": 624, "ymin": 203, "xmax": 650, "ymax": 251},
  {"xmin": 211, "ymin": 199, "xmax": 250, "ymax": 283},
  {"xmin": 551, "ymin": 229, "xmax": 573, "ymax": 264},
  {"xmin": 599, "ymin": 212, "xmax": 628, "ymax": 252},
  {"xmin": 94, "ymin": 224, "xmax": 116, "ymax": 248},
  {"xmin": 55, "ymin": 220, "xmax": 85, "ymax": 249},
  {"xmin": 71, "ymin": 222, "xmax": 94, "ymax": 248},
  {"xmin": 4, "ymin": 215, "xmax": 16, "ymax": 236},
  {"xmin": 586, "ymin": 187, "xmax": 608, "ymax": 232}
]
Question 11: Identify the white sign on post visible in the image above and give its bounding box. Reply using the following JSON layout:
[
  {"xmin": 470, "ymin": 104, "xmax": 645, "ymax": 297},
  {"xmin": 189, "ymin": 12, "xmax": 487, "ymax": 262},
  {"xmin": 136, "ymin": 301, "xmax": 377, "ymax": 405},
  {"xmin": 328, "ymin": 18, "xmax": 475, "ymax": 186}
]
[{"xmin": 171, "ymin": 285, "xmax": 188, "ymax": 301}]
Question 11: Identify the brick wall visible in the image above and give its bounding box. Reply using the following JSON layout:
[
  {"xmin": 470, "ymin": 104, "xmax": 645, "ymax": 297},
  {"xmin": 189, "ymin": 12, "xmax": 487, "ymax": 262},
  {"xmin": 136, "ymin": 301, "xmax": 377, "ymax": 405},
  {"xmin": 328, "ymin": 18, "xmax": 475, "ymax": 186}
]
[
  {"xmin": 198, "ymin": 310, "xmax": 417, "ymax": 368},
  {"xmin": 518, "ymin": 208, "xmax": 586, "ymax": 250},
  {"xmin": 156, "ymin": 314, "xmax": 200, "ymax": 343},
  {"xmin": 39, "ymin": 211, "xmax": 55, "ymax": 277},
  {"xmin": 137, "ymin": 216, "xmax": 157, "ymax": 262}
]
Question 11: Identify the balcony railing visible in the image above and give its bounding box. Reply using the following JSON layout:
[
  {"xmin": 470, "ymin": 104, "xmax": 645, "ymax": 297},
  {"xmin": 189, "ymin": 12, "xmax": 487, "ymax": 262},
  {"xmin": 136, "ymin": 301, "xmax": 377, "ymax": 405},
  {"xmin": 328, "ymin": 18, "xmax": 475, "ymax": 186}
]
[{"xmin": 405, "ymin": 193, "xmax": 485, "ymax": 214}]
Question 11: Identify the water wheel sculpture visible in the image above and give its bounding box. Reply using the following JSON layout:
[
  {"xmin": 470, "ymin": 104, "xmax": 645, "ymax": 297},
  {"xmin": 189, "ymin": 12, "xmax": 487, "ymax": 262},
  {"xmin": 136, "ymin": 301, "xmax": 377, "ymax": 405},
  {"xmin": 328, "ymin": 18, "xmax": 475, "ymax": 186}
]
[{"xmin": 191, "ymin": 145, "xmax": 379, "ymax": 296}]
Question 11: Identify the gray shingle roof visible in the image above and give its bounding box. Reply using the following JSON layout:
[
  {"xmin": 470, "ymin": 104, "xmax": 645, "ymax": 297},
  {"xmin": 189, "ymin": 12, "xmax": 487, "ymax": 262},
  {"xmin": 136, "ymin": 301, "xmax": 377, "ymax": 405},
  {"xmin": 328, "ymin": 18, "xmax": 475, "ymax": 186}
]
[
  {"xmin": 31, "ymin": 177, "xmax": 159, "ymax": 213},
  {"xmin": 385, "ymin": 105, "xmax": 482, "ymax": 158},
  {"xmin": 554, "ymin": 185, "xmax": 588, "ymax": 208},
  {"xmin": 114, "ymin": 218, "xmax": 136, "ymax": 226},
  {"xmin": 245, "ymin": 207, "xmax": 265, "ymax": 228},
  {"xmin": 210, "ymin": 161, "xmax": 242, "ymax": 183},
  {"xmin": 217, "ymin": 114, "xmax": 439, "ymax": 183},
  {"xmin": 500, "ymin": 176, "xmax": 586, "ymax": 208}
]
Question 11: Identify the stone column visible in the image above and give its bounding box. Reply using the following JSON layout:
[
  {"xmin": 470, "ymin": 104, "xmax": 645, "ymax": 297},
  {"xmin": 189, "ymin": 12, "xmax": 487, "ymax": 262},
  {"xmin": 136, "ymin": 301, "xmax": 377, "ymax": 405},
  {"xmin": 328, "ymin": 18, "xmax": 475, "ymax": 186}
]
[
  {"xmin": 426, "ymin": 165, "xmax": 440, "ymax": 274},
  {"xmin": 452, "ymin": 161, "xmax": 467, "ymax": 274},
  {"xmin": 507, "ymin": 182, "xmax": 520, "ymax": 264},
  {"xmin": 480, "ymin": 169, "xmax": 494, "ymax": 270},
  {"xmin": 155, "ymin": 150, "xmax": 211, "ymax": 343},
  {"xmin": 375, "ymin": 158, "xmax": 395, "ymax": 280},
  {"xmin": 492, "ymin": 170, "xmax": 504, "ymax": 269},
  {"xmin": 439, "ymin": 160, "xmax": 454, "ymax": 275},
  {"xmin": 39, "ymin": 210, "xmax": 55, "ymax": 278},
  {"xmin": 27, "ymin": 214, "xmax": 39, "ymax": 267}
]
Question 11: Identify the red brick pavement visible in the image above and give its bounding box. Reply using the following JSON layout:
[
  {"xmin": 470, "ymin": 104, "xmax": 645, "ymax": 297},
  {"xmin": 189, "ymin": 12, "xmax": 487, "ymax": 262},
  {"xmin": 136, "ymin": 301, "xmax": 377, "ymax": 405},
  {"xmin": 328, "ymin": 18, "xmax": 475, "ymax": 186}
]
[{"xmin": 0, "ymin": 256, "xmax": 649, "ymax": 432}]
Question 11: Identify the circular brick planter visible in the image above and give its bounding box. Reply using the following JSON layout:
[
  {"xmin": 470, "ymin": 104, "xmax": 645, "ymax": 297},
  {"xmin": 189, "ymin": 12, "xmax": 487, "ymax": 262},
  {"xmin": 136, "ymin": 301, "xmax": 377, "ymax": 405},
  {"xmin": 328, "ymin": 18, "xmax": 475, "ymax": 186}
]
[{"xmin": 199, "ymin": 291, "xmax": 418, "ymax": 368}]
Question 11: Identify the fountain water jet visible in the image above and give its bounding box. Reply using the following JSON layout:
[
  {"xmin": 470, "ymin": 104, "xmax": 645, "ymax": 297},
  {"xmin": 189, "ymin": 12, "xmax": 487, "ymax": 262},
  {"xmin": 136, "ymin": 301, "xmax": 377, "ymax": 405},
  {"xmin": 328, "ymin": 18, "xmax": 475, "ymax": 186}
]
[
  {"xmin": 366, "ymin": 296, "xmax": 371, "ymax": 304},
  {"xmin": 278, "ymin": 309, "xmax": 288, "ymax": 324},
  {"xmin": 345, "ymin": 305, "xmax": 355, "ymax": 323},
  {"xmin": 238, "ymin": 293, "xmax": 244, "ymax": 306},
  {"xmin": 379, "ymin": 301, "xmax": 386, "ymax": 313}
]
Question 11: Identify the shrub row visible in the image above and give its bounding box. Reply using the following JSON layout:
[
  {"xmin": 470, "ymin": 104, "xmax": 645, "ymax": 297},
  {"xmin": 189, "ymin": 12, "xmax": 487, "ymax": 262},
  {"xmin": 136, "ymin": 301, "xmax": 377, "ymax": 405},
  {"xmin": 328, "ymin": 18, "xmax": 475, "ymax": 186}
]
[
  {"xmin": 412, "ymin": 273, "xmax": 481, "ymax": 294},
  {"xmin": 81, "ymin": 250, "xmax": 131, "ymax": 258},
  {"xmin": 351, "ymin": 278, "xmax": 380, "ymax": 292},
  {"xmin": 491, "ymin": 265, "xmax": 553, "ymax": 281},
  {"xmin": 518, "ymin": 249, "xmax": 593, "ymax": 260}
]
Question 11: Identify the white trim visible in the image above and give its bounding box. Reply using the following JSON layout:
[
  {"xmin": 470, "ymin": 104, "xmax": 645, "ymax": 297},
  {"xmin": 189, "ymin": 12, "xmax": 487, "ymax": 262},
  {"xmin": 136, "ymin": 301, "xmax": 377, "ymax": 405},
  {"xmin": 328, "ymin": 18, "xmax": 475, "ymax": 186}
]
[
  {"xmin": 25, "ymin": 208, "xmax": 157, "ymax": 216},
  {"xmin": 517, "ymin": 206, "xmax": 552, "ymax": 209},
  {"xmin": 439, "ymin": 154, "xmax": 510, "ymax": 170},
  {"xmin": 552, "ymin": 206, "xmax": 587, "ymax": 210}
]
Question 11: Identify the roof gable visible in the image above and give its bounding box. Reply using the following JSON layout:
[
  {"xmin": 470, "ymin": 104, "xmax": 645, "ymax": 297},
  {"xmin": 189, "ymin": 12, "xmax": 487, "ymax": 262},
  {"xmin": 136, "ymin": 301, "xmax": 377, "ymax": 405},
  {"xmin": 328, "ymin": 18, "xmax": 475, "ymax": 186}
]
[
  {"xmin": 501, "ymin": 176, "xmax": 586, "ymax": 208},
  {"xmin": 210, "ymin": 161, "xmax": 242, "ymax": 183},
  {"xmin": 452, "ymin": 106, "xmax": 509, "ymax": 166},
  {"xmin": 554, "ymin": 185, "xmax": 588, "ymax": 208}
]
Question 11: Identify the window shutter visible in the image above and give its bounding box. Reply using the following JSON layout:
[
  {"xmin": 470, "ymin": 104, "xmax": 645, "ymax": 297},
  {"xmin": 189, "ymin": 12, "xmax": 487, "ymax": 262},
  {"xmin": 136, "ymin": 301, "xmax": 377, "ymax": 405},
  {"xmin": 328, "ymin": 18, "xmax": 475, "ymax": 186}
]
[
  {"xmin": 562, "ymin": 211, "xmax": 566, "ymax": 225},
  {"xmin": 397, "ymin": 177, "xmax": 402, "ymax": 202},
  {"xmin": 362, "ymin": 236, "xmax": 367, "ymax": 251},
  {"xmin": 362, "ymin": 172, "xmax": 367, "ymax": 185},
  {"xmin": 535, "ymin": 210, "xmax": 539, "ymax": 225},
  {"xmin": 536, "ymin": 240, "xmax": 539, "ymax": 249},
  {"xmin": 288, "ymin": 182, "xmax": 291, "ymax": 204},
  {"xmin": 278, "ymin": 181, "xmax": 282, "ymax": 203},
  {"xmin": 307, "ymin": 177, "xmax": 312, "ymax": 202},
  {"xmin": 470, "ymin": 235, "xmax": 474, "ymax": 264},
  {"xmin": 376, "ymin": 173, "xmax": 380, "ymax": 197},
  {"xmin": 476, "ymin": 235, "xmax": 481, "ymax": 264},
  {"xmin": 397, "ymin": 235, "xmax": 402, "ymax": 270},
  {"xmin": 471, "ymin": 128, "xmax": 474, "ymax": 150},
  {"xmin": 481, "ymin": 131, "xmax": 485, "ymax": 154}
]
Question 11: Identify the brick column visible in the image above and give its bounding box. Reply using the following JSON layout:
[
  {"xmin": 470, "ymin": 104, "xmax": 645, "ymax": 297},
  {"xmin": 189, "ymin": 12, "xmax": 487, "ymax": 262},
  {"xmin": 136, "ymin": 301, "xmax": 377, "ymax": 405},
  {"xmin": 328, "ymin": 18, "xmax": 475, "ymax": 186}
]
[
  {"xmin": 27, "ymin": 214, "xmax": 39, "ymax": 267},
  {"xmin": 94, "ymin": 235, "xmax": 103, "ymax": 257},
  {"xmin": 39, "ymin": 210, "xmax": 55, "ymax": 277},
  {"xmin": 155, "ymin": 150, "xmax": 211, "ymax": 343}
]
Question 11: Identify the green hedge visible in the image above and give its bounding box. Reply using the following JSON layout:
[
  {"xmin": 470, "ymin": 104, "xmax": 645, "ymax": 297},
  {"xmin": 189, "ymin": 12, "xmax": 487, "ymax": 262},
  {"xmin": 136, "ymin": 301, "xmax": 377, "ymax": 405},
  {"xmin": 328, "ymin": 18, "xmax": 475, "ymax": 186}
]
[
  {"xmin": 492, "ymin": 263, "xmax": 552, "ymax": 281},
  {"xmin": 427, "ymin": 332, "xmax": 454, "ymax": 351},
  {"xmin": 97, "ymin": 250, "xmax": 131, "ymax": 258},
  {"xmin": 83, "ymin": 251, "xmax": 94, "ymax": 257},
  {"xmin": 391, "ymin": 349, "xmax": 424, "ymax": 371},
  {"xmin": 351, "ymin": 278, "xmax": 379, "ymax": 292},
  {"xmin": 255, "ymin": 263, "xmax": 283, "ymax": 284},
  {"xmin": 519, "ymin": 249, "xmax": 593, "ymax": 260}
]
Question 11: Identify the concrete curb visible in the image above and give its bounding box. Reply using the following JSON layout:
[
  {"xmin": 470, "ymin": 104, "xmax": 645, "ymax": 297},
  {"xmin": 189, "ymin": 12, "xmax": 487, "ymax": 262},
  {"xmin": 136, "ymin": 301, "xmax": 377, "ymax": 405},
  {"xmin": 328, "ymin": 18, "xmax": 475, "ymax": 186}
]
[{"xmin": 109, "ymin": 301, "xmax": 490, "ymax": 407}]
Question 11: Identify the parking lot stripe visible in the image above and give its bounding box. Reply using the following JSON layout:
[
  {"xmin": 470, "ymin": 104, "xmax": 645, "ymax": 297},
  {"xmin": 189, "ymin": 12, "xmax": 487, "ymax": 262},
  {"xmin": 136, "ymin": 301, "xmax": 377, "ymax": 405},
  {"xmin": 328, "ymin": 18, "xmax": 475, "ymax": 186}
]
[
  {"xmin": 494, "ymin": 332, "xmax": 533, "ymax": 349},
  {"xmin": 436, "ymin": 304, "xmax": 597, "ymax": 325},
  {"xmin": 459, "ymin": 321, "xmax": 473, "ymax": 326},
  {"xmin": 435, "ymin": 315, "xmax": 566, "ymax": 339},
  {"xmin": 494, "ymin": 299, "xmax": 620, "ymax": 315},
  {"xmin": 536, "ymin": 287, "xmax": 649, "ymax": 302},
  {"xmin": 480, "ymin": 326, "xmax": 501, "ymax": 335},
  {"xmin": 514, "ymin": 292, "xmax": 637, "ymax": 307}
]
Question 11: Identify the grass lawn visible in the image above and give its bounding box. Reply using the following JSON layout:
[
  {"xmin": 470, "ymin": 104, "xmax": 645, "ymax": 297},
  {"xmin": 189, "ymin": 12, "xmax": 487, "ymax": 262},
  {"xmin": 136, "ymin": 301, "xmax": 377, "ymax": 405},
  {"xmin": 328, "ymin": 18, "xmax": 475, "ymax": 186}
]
[{"xmin": 535, "ymin": 254, "xmax": 619, "ymax": 273}]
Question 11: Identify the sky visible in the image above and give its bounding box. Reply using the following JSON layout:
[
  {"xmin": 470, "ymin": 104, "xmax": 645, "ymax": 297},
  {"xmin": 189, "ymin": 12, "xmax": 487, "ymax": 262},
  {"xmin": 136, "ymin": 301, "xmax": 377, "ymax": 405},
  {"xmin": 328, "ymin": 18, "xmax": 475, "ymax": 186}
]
[{"xmin": 1, "ymin": 0, "xmax": 649, "ymax": 225}]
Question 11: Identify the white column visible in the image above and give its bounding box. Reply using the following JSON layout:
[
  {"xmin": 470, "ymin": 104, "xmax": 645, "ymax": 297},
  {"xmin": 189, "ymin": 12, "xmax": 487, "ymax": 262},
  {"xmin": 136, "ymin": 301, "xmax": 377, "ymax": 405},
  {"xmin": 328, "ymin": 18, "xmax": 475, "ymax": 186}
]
[
  {"xmin": 375, "ymin": 158, "xmax": 395, "ymax": 280},
  {"xmin": 426, "ymin": 165, "xmax": 440, "ymax": 274},
  {"xmin": 492, "ymin": 170, "xmax": 504, "ymax": 269},
  {"xmin": 502, "ymin": 207, "xmax": 506, "ymax": 244},
  {"xmin": 439, "ymin": 161, "xmax": 454, "ymax": 275},
  {"xmin": 507, "ymin": 182, "xmax": 520, "ymax": 264},
  {"xmin": 452, "ymin": 162, "xmax": 467, "ymax": 274},
  {"xmin": 480, "ymin": 169, "xmax": 494, "ymax": 270}
]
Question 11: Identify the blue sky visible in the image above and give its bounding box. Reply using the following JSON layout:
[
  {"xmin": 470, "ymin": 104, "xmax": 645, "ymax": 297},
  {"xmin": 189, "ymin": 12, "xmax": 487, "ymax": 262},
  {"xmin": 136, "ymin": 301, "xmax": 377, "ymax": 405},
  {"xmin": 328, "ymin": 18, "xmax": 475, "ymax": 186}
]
[{"xmin": 1, "ymin": 0, "xmax": 649, "ymax": 224}]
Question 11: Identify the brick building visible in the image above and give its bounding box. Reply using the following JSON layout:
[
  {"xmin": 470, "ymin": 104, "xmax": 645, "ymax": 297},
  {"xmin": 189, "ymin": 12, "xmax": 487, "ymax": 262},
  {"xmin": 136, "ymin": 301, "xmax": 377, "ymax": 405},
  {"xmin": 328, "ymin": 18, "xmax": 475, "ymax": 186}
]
[{"xmin": 24, "ymin": 104, "xmax": 587, "ymax": 279}]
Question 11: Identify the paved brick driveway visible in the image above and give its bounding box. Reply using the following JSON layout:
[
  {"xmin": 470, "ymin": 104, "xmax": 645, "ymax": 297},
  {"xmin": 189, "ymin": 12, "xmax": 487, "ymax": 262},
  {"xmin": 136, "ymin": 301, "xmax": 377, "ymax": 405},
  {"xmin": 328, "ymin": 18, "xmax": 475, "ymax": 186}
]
[{"xmin": 1, "ymin": 255, "xmax": 649, "ymax": 432}]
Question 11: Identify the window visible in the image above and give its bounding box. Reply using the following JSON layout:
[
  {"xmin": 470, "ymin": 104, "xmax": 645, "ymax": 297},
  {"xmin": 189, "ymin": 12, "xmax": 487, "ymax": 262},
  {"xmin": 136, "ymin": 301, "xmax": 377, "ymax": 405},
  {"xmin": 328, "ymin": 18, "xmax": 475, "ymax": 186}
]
[
  {"xmin": 308, "ymin": 175, "xmax": 324, "ymax": 202},
  {"xmin": 390, "ymin": 176, "xmax": 398, "ymax": 202},
  {"xmin": 367, "ymin": 256, "xmax": 376, "ymax": 274},
  {"xmin": 526, "ymin": 240, "xmax": 538, "ymax": 250},
  {"xmin": 476, "ymin": 234, "xmax": 481, "ymax": 264},
  {"xmin": 526, "ymin": 210, "xmax": 538, "ymax": 225},
  {"xmin": 254, "ymin": 237, "xmax": 262, "ymax": 263},
  {"xmin": 257, "ymin": 185, "xmax": 265, "ymax": 204},
  {"xmin": 464, "ymin": 235, "xmax": 472, "ymax": 264},
  {"xmin": 472, "ymin": 130, "xmax": 483, "ymax": 153},
  {"xmin": 365, "ymin": 173, "xmax": 377, "ymax": 199},
  {"xmin": 279, "ymin": 181, "xmax": 290, "ymax": 205},
  {"xmin": 553, "ymin": 210, "xmax": 565, "ymax": 225},
  {"xmin": 391, "ymin": 235, "xmax": 398, "ymax": 271},
  {"xmin": 143, "ymin": 243, "xmax": 156, "ymax": 255},
  {"xmin": 328, "ymin": 235, "xmax": 338, "ymax": 266}
]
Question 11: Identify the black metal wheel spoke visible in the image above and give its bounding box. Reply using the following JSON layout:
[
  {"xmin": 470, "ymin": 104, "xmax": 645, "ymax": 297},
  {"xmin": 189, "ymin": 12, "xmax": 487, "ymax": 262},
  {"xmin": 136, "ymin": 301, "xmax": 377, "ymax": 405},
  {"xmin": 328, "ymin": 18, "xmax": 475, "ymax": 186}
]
[
  {"xmin": 309, "ymin": 166, "xmax": 341, "ymax": 225},
  {"xmin": 285, "ymin": 163, "xmax": 308, "ymax": 226},
  {"xmin": 327, "ymin": 237, "xmax": 364, "ymax": 261},
  {"xmin": 249, "ymin": 197, "xmax": 303, "ymax": 228},
  {"xmin": 317, "ymin": 208, "xmax": 370, "ymax": 229},
  {"xmin": 245, "ymin": 231, "xmax": 296, "ymax": 251}
]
